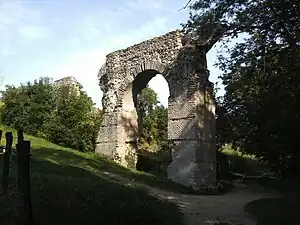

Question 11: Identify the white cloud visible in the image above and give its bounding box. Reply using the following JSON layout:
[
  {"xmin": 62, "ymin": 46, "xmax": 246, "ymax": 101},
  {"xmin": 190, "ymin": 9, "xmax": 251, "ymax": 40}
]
[
  {"xmin": 0, "ymin": 1, "xmax": 49, "ymax": 54},
  {"xmin": 18, "ymin": 25, "xmax": 49, "ymax": 39},
  {"xmin": 106, "ymin": 17, "xmax": 169, "ymax": 50},
  {"xmin": 0, "ymin": 37, "xmax": 14, "ymax": 55},
  {"xmin": 77, "ymin": 14, "xmax": 114, "ymax": 42},
  {"xmin": 126, "ymin": 0, "xmax": 165, "ymax": 11},
  {"xmin": 0, "ymin": 1, "xmax": 26, "ymax": 27},
  {"xmin": 53, "ymin": 46, "xmax": 107, "ymax": 108},
  {"xmin": 53, "ymin": 16, "xmax": 170, "ymax": 108}
]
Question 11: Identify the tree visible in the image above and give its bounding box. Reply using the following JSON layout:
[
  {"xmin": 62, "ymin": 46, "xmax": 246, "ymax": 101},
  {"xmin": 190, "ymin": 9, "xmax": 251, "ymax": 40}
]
[
  {"xmin": 135, "ymin": 87, "xmax": 169, "ymax": 174},
  {"xmin": 1, "ymin": 77, "xmax": 102, "ymax": 152},
  {"xmin": 41, "ymin": 83, "xmax": 102, "ymax": 152},
  {"xmin": 1, "ymin": 77, "xmax": 54, "ymax": 135},
  {"xmin": 184, "ymin": 0, "xmax": 300, "ymax": 179},
  {"xmin": 137, "ymin": 87, "xmax": 159, "ymax": 116},
  {"xmin": 136, "ymin": 88, "xmax": 168, "ymax": 152}
]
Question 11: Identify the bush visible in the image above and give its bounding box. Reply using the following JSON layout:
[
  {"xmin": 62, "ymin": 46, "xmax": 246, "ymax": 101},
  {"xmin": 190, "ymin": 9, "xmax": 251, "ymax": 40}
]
[
  {"xmin": 0, "ymin": 77, "xmax": 103, "ymax": 152},
  {"xmin": 41, "ymin": 84, "xmax": 102, "ymax": 152},
  {"xmin": 1, "ymin": 77, "xmax": 54, "ymax": 135}
]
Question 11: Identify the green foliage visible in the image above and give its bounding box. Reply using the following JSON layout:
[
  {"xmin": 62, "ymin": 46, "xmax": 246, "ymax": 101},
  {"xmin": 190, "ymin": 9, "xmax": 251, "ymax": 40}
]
[
  {"xmin": 136, "ymin": 88, "xmax": 168, "ymax": 153},
  {"xmin": 0, "ymin": 77, "xmax": 103, "ymax": 152},
  {"xmin": 1, "ymin": 77, "xmax": 54, "ymax": 135},
  {"xmin": 135, "ymin": 87, "xmax": 170, "ymax": 175},
  {"xmin": 0, "ymin": 101, "xmax": 5, "ymax": 124},
  {"xmin": 0, "ymin": 128, "xmax": 184, "ymax": 225},
  {"xmin": 41, "ymin": 84, "xmax": 102, "ymax": 152},
  {"xmin": 185, "ymin": 0, "xmax": 300, "ymax": 179},
  {"xmin": 137, "ymin": 87, "xmax": 159, "ymax": 116}
]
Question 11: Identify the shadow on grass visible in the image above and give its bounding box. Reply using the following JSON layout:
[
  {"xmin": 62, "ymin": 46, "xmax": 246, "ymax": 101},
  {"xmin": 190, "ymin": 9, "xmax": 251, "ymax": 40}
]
[
  {"xmin": 243, "ymin": 178, "xmax": 300, "ymax": 225},
  {"xmin": 0, "ymin": 153, "xmax": 183, "ymax": 225},
  {"xmin": 245, "ymin": 196, "xmax": 300, "ymax": 225},
  {"xmin": 33, "ymin": 147, "xmax": 233, "ymax": 195}
]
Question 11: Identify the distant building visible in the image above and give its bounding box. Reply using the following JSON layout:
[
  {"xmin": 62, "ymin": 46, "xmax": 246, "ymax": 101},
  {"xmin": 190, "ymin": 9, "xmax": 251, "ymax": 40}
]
[
  {"xmin": 54, "ymin": 76, "xmax": 81, "ymax": 95},
  {"xmin": 54, "ymin": 76, "xmax": 80, "ymax": 87}
]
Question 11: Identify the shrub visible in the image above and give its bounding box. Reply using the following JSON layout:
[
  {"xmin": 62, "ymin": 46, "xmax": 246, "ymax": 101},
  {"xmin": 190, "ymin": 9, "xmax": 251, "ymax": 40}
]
[
  {"xmin": 41, "ymin": 84, "xmax": 102, "ymax": 152},
  {"xmin": 1, "ymin": 77, "xmax": 54, "ymax": 135},
  {"xmin": 1, "ymin": 77, "xmax": 103, "ymax": 152}
]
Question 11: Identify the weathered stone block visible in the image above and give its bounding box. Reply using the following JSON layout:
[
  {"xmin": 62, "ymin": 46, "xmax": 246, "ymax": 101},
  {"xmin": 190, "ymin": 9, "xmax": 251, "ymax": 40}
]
[
  {"xmin": 167, "ymin": 159, "xmax": 197, "ymax": 188},
  {"xmin": 170, "ymin": 140, "xmax": 197, "ymax": 160},
  {"xmin": 120, "ymin": 113, "xmax": 138, "ymax": 142},
  {"xmin": 168, "ymin": 118, "xmax": 196, "ymax": 140},
  {"xmin": 194, "ymin": 104, "xmax": 216, "ymax": 141},
  {"xmin": 195, "ymin": 141, "xmax": 216, "ymax": 163},
  {"xmin": 95, "ymin": 142, "xmax": 117, "ymax": 157},
  {"xmin": 97, "ymin": 126, "xmax": 118, "ymax": 142},
  {"xmin": 195, "ymin": 162, "xmax": 217, "ymax": 186},
  {"xmin": 168, "ymin": 140, "xmax": 216, "ymax": 187},
  {"xmin": 101, "ymin": 112, "xmax": 120, "ymax": 126},
  {"xmin": 168, "ymin": 99, "xmax": 195, "ymax": 119},
  {"xmin": 167, "ymin": 140, "xmax": 198, "ymax": 188},
  {"xmin": 122, "ymin": 127, "xmax": 139, "ymax": 142}
]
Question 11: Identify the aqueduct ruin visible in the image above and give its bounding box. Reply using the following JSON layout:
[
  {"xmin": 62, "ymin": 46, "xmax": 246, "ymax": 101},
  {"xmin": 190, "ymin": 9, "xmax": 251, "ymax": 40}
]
[{"xmin": 97, "ymin": 30, "xmax": 217, "ymax": 190}]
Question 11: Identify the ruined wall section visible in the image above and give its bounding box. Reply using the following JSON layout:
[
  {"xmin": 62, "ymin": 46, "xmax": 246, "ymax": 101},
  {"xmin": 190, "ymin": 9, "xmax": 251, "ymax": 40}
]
[
  {"xmin": 99, "ymin": 30, "xmax": 183, "ymax": 111},
  {"xmin": 96, "ymin": 29, "xmax": 217, "ymax": 189},
  {"xmin": 165, "ymin": 42, "xmax": 217, "ymax": 189},
  {"xmin": 97, "ymin": 30, "xmax": 184, "ymax": 167}
]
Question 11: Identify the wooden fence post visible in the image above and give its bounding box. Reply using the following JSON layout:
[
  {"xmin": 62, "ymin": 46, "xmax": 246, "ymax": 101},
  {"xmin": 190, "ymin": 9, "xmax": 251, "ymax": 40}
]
[
  {"xmin": 18, "ymin": 129, "xmax": 24, "ymax": 144},
  {"xmin": 0, "ymin": 130, "xmax": 3, "ymax": 156},
  {"xmin": 2, "ymin": 132, "xmax": 13, "ymax": 194},
  {"xmin": 16, "ymin": 140, "xmax": 33, "ymax": 225},
  {"xmin": 0, "ymin": 129, "xmax": 3, "ymax": 146},
  {"xmin": 17, "ymin": 129, "xmax": 24, "ymax": 189}
]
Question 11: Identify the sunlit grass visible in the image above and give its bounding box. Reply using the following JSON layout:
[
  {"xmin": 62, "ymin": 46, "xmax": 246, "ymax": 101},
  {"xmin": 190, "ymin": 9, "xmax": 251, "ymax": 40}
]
[{"xmin": 0, "ymin": 124, "xmax": 184, "ymax": 225}]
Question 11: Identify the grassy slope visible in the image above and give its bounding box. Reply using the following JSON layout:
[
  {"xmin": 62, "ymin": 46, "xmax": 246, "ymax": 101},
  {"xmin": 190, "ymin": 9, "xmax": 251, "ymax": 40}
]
[
  {"xmin": 1, "ymin": 105, "xmax": 298, "ymax": 225},
  {"xmin": 0, "ymin": 123, "xmax": 184, "ymax": 225}
]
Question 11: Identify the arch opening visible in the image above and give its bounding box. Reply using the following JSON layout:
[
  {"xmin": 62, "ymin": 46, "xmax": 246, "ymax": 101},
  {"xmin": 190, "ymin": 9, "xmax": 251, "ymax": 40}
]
[{"xmin": 121, "ymin": 69, "xmax": 170, "ymax": 175}]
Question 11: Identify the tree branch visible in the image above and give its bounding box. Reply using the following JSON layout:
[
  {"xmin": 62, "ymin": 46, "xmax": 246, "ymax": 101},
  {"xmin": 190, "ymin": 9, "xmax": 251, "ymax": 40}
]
[{"xmin": 178, "ymin": 0, "xmax": 193, "ymax": 11}]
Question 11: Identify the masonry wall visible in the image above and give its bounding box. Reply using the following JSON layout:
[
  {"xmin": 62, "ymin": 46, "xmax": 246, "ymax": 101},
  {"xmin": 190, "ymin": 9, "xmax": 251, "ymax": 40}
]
[{"xmin": 96, "ymin": 30, "xmax": 216, "ymax": 189}]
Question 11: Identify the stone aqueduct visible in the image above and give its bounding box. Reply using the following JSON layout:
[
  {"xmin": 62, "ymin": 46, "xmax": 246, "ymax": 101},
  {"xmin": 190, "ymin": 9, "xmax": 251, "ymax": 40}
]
[{"xmin": 96, "ymin": 30, "xmax": 217, "ymax": 190}]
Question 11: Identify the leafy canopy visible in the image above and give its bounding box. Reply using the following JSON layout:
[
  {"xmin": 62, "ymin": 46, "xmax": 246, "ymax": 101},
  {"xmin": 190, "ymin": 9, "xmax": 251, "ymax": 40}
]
[
  {"xmin": 184, "ymin": 0, "xmax": 300, "ymax": 178},
  {"xmin": 1, "ymin": 77, "xmax": 103, "ymax": 152}
]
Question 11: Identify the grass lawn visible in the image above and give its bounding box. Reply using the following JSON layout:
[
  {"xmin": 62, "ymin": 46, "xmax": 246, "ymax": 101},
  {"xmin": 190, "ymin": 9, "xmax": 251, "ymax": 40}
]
[{"xmin": 0, "ymin": 124, "xmax": 184, "ymax": 225}]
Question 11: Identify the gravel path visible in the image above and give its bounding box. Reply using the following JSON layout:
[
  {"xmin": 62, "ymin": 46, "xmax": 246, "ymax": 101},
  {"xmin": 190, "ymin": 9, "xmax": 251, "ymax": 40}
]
[
  {"xmin": 103, "ymin": 171, "xmax": 278, "ymax": 225},
  {"xmin": 146, "ymin": 180, "xmax": 279, "ymax": 225}
]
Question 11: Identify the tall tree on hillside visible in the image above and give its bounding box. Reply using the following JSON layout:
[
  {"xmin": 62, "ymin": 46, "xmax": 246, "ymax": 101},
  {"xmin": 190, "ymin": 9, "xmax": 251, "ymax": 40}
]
[
  {"xmin": 184, "ymin": 0, "xmax": 300, "ymax": 178},
  {"xmin": 1, "ymin": 77, "xmax": 54, "ymax": 134}
]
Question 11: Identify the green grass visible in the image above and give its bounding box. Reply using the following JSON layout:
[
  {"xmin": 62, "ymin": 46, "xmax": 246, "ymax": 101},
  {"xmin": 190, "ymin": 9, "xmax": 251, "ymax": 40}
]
[
  {"xmin": 219, "ymin": 144, "xmax": 270, "ymax": 177},
  {"xmin": 0, "ymin": 123, "xmax": 184, "ymax": 225}
]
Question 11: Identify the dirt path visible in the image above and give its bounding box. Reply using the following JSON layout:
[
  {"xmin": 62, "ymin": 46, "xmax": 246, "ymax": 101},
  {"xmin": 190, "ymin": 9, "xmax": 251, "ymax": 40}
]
[
  {"xmin": 103, "ymin": 171, "xmax": 278, "ymax": 225},
  {"xmin": 146, "ymin": 180, "xmax": 279, "ymax": 225}
]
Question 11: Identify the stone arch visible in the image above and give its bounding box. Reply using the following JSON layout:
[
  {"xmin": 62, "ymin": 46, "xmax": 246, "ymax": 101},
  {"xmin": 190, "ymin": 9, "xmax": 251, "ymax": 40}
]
[
  {"xmin": 115, "ymin": 63, "xmax": 172, "ymax": 173},
  {"xmin": 115, "ymin": 60, "xmax": 171, "ymax": 110},
  {"xmin": 96, "ymin": 30, "xmax": 217, "ymax": 190}
]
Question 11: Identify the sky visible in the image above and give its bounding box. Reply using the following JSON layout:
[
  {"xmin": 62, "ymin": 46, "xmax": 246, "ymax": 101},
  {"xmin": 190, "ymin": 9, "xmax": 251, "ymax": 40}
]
[{"xmin": 0, "ymin": 0, "xmax": 225, "ymax": 108}]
